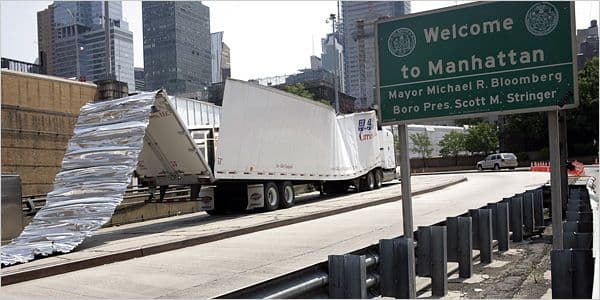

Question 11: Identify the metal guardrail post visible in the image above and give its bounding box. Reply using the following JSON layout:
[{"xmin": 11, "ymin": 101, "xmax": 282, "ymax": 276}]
[
  {"xmin": 416, "ymin": 226, "xmax": 432, "ymax": 277},
  {"xmin": 563, "ymin": 232, "xmax": 593, "ymax": 249},
  {"xmin": 566, "ymin": 201, "xmax": 589, "ymax": 212},
  {"xmin": 416, "ymin": 226, "xmax": 448, "ymax": 297},
  {"xmin": 446, "ymin": 216, "xmax": 472, "ymax": 278},
  {"xmin": 469, "ymin": 208, "xmax": 493, "ymax": 263},
  {"xmin": 502, "ymin": 197, "xmax": 513, "ymax": 232},
  {"xmin": 523, "ymin": 191, "xmax": 535, "ymax": 236},
  {"xmin": 379, "ymin": 237, "xmax": 416, "ymax": 298},
  {"xmin": 478, "ymin": 209, "xmax": 493, "ymax": 264},
  {"xmin": 551, "ymin": 249, "xmax": 594, "ymax": 298},
  {"xmin": 562, "ymin": 221, "xmax": 593, "ymax": 233},
  {"xmin": 496, "ymin": 202, "xmax": 510, "ymax": 251},
  {"xmin": 533, "ymin": 189, "xmax": 545, "ymax": 228},
  {"xmin": 328, "ymin": 254, "xmax": 367, "ymax": 298},
  {"xmin": 566, "ymin": 211, "xmax": 593, "ymax": 222},
  {"xmin": 431, "ymin": 226, "xmax": 447, "ymax": 297},
  {"xmin": 510, "ymin": 195, "xmax": 524, "ymax": 242}
]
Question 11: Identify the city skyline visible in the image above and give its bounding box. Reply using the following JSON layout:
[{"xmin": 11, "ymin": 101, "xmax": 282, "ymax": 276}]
[{"xmin": 1, "ymin": 1, "xmax": 598, "ymax": 81}]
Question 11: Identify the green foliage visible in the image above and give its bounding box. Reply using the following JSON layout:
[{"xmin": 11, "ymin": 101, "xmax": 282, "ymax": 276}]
[
  {"xmin": 500, "ymin": 57, "xmax": 599, "ymax": 154},
  {"xmin": 566, "ymin": 57, "xmax": 599, "ymax": 154},
  {"xmin": 578, "ymin": 57, "xmax": 599, "ymax": 105},
  {"xmin": 465, "ymin": 122, "xmax": 499, "ymax": 154},
  {"xmin": 410, "ymin": 132, "xmax": 433, "ymax": 159},
  {"xmin": 284, "ymin": 83, "xmax": 333, "ymax": 108},
  {"xmin": 316, "ymin": 99, "xmax": 333, "ymax": 108},
  {"xmin": 439, "ymin": 131, "xmax": 466, "ymax": 157},
  {"xmin": 454, "ymin": 117, "xmax": 484, "ymax": 126},
  {"xmin": 284, "ymin": 83, "xmax": 314, "ymax": 99}
]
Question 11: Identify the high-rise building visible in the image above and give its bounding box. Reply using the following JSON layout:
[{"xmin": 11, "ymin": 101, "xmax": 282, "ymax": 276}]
[
  {"xmin": 38, "ymin": 1, "xmax": 135, "ymax": 90},
  {"xmin": 134, "ymin": 67, "xmax": 145, "ymax": 91},
  {"xmin": 211, "ymin": 31, "xmax": 231, "ymax": 84},
  {"xmin": 143, "ymin": 1, "xmax": 211, "ymax": 95},
  {"xmin": 37, "ymin": 6, "xmax": 54, "ymax": 75},
  {"xmin": 321, "ymin": 33, "xmax": 345, "ymax": 93},
  {"xmin": 576, "ymin": 20, "xmax": 598, "ymax": 69},
  {"xmin": 341, "ymin": 1, "xmax": 410, "ymax": 110},
  {"xmin": 222, "ymin": 42, "xmax": 231, "ymax": 80}
]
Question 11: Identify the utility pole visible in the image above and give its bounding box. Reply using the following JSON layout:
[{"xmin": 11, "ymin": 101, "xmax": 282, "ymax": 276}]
[{"xmin": 328, "ymin": 14, "xmax": 341, "ymax": 114}]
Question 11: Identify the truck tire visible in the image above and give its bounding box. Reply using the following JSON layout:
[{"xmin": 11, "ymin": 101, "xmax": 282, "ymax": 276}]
[
  {"xmin": 278, "ymin": 181, "xmax": 295, "ymax": 208},
  {"xmin": 263, "ymin": 182, "xmax": 280, "ymax": 211},
  {"xmin": 362, "ymin": 171, "xmax": 375, "ymax": 191},
  {"xmin": 374, "ymin": 170, "xmax": 383, "ymax": 189},
  {"xmin": 352, "ymin": 178, "xmax": 362, "ymax": 193}
]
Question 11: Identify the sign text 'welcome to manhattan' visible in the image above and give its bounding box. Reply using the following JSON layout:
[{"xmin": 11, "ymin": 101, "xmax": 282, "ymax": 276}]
[{"xmin": 376, "ymin": 1, "xmax": 578, "ymax": 124}]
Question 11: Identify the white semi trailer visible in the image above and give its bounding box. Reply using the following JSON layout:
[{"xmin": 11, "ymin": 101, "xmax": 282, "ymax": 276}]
[{"xmin": 136, "ymin": 79, "xmax": 397, "ymax": 213}]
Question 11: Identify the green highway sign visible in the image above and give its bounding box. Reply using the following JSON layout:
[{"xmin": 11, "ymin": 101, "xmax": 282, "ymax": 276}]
[{"xmin": 376, "ymin": 1, "xmax": 578, "ymax": 124}]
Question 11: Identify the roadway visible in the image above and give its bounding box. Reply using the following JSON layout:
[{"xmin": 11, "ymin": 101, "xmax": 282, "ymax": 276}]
[{"xmin": 1, "ymin": 171, "xmax": 550, "ymax": 299}]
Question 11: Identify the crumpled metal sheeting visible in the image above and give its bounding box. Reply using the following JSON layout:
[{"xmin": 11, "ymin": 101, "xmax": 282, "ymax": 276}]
[{"xmin": 1, "ymin": 92, "xmax": 159, "ymax": 266}]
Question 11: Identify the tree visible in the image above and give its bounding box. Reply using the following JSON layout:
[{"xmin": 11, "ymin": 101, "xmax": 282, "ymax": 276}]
[
  {"xmin": 465, "ymin": 122, "xmax": 499, "ymax": 154},
  {"xmin": 566, "ymin": 57, "xmax": 599, "ymax": 155},
  {"xmin": 284, "ymin": 83, "xmax": 332, "ymax": 108},
  {"xmin": 410, "ymin": 132, "xmax": 433, "ymax": 171},
  {"xmin": 284, "ymin": 83, "xmax": 314, "ymax": 99},
  {"xmin": 439, "ymin": 130, "xmax": 466, "ymax": 165}
]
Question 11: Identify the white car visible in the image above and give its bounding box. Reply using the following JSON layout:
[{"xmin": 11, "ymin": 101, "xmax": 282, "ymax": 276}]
[{"xmin": 477, "ymin": 153, "xmax": 518, "ymax": 171}]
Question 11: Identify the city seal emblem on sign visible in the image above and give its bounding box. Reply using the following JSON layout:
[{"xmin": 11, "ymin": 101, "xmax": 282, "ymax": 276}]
[
  {"xmin": 388, "ymin": 28, "xmax": 416, "ymax": 58},
  {"xmin": 525, "ymin": 2, "xmax": 559, "ymax": 36}
]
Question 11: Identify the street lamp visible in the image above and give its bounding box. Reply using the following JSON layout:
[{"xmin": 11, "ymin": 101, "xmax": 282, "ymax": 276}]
[{"xmin": 326, "ymin": 13, "xmax": 341, "ymax": 114}]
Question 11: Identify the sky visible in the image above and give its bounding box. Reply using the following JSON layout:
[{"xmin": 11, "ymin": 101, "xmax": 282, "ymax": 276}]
[{"xmin": 1, "ymin": 1, "xmax": 598, "ymax": 80}]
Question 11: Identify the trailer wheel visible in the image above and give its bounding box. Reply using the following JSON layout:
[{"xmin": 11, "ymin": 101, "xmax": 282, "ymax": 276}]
[
  {"xmin": 352, "ymin": 178, "xmax": 362, "ymax": 193},
  {"xmin": 278, "ymin": 181, "xmax": 295, "ymax": 208},
  {"xmin": 374, "ymin": 170, "xmax": 383, "ymax": 189},
  {"xmin": 263, "ymin": 182, "xmax": 280, "ymax": 211},
  {"xmin": 361, "ymin": 171, "xmax": 375, "ymax": 191}
]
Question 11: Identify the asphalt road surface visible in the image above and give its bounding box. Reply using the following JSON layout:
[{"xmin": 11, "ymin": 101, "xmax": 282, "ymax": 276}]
[{"xmin": 1, "ymin": 171, "xmax": 550, "ymax": 299}]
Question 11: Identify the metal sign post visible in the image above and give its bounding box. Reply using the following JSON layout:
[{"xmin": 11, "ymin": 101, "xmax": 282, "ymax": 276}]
[
  {"xmin": 375, "ymin": 1, "xmax": 578, "ymax": 251},
  {"xmin": 398, "ymin": 124, "xmax": 414, "ymax": 238},
  {"xmin": 548, "ymin": 110, "xmax": 564, "ymax": 249}
]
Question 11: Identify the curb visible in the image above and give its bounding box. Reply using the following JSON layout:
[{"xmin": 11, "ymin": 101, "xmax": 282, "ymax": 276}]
[{"xmin": 1, "ymin": 177, "xmax": 467, "ymax": 286}]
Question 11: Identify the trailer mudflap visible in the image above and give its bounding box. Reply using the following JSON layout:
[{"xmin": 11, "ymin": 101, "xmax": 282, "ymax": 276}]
[{"xmin": 246, "ymin": 184, "xmax": 265, "ymax": 210}]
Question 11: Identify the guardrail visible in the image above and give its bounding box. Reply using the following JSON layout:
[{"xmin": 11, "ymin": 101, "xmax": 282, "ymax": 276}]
[
  {"xmin": 218, "ymin": 186, "xmax": 552, "ymax": 299},
  {"xmin": 21, "ymin": 186, "xmax": 193, "ymax": 215}
]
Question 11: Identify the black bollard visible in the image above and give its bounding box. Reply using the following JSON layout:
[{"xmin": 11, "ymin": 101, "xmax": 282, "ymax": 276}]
[
  {"xmin": 478, "ymin": 209, "xmax": 493, "ymax": 264},
  {"xmin": 551, "ymin": 249, "xmax": 594, "ymax": 299},
  {"xmin": 533, "ymin": 189, "xmax": 545, "ymax": 228},
  {"xmin": 446, "ymin": 216, "xmax": 472, "ymax": 278},
  {"xmin": 328, "ymin": 254, "xmax": 367, "ymax": 298},
  {"xmin": 431, "ymin": 226, "xmax": 448, "ymax": 297},
  {"xmin": 379, "ymin": 238, "xmax": 416, "ymax": 299},
  {"xmin": 510, "ymin": 196, "xmax": 524, "ymax": 242},
  {"xmin": 496, "ymin": 202, "xmax": 510, "ymax": 251},
  {"xmin": 523, "ymin": 191, "xmax": 535, "ymax": 236}
]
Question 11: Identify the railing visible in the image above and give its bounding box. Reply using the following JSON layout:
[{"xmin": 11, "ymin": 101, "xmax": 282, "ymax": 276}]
[
  {"xmin": 21, "ymin": 185, "xmax": 193, "ymax": 215},
  {"xmin": 218, "ymin": 186, "xmax": 551, "ymax": 299}
]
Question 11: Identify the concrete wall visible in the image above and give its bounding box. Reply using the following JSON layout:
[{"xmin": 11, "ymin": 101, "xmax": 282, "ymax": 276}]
[{"xmin": 1, "ymin": 70, "xmax": 98, "ymax": 196}]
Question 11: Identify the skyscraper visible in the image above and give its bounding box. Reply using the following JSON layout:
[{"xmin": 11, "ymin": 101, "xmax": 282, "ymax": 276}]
[
  {"xmin": 38, "ymin": 1, "xmax": 135, "ymax": 90},
  {"xmin": 341, "ymin": 1, "xmax": 410, "ymax": 110},
  {"xmin": 211, "ymin": 31, "xmax": 231, "ymax": 84},
  {"xmin": 37, "ymin": 6, "xmax": 54, "ymax": 75},
  {"xmin": 143, "ymin": 2, "xmax": 211, "ymax": 95},
  {"xmin": 321, "ymin": 33, "xmax": 345, "ymax": 93}
]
